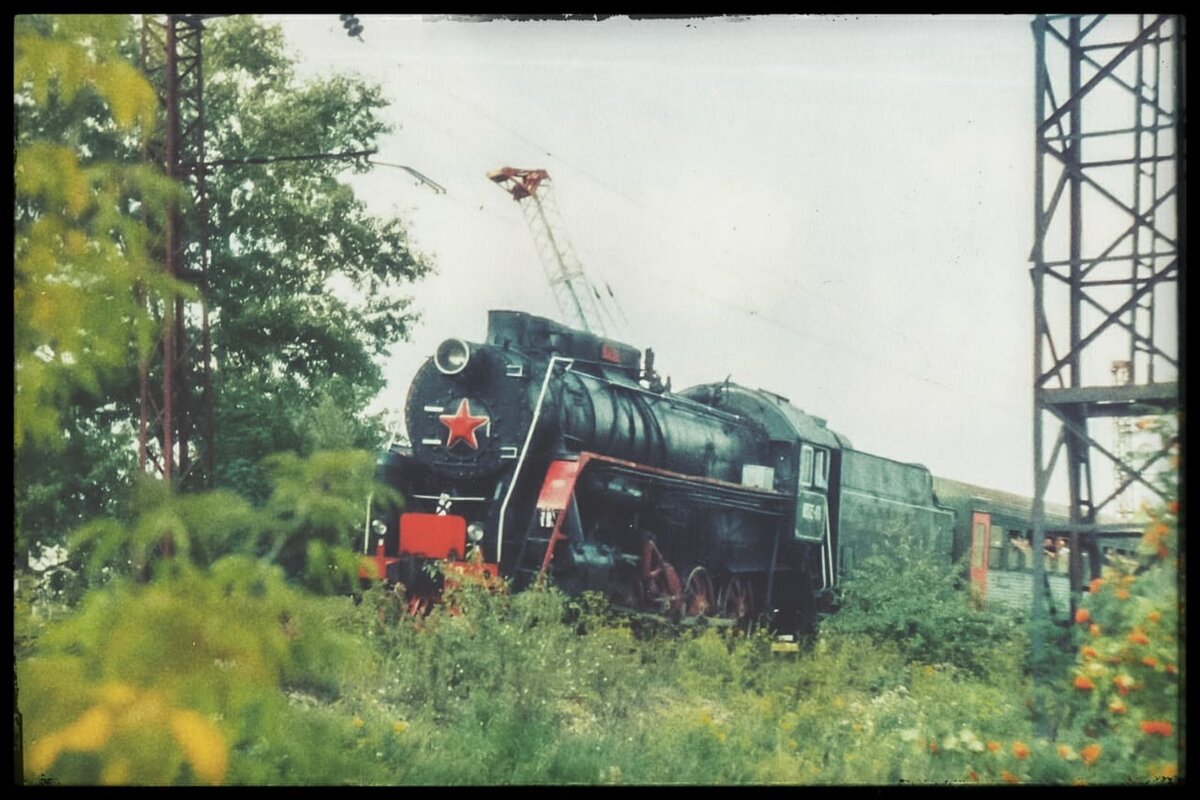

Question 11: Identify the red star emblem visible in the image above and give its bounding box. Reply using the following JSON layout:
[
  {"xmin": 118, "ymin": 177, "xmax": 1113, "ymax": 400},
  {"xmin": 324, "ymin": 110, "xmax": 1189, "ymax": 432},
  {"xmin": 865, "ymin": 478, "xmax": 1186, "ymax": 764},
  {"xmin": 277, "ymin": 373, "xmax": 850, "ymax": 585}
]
[{"xmin": 439, "ymin": 398, "xmax": 489, "ymax": 449}]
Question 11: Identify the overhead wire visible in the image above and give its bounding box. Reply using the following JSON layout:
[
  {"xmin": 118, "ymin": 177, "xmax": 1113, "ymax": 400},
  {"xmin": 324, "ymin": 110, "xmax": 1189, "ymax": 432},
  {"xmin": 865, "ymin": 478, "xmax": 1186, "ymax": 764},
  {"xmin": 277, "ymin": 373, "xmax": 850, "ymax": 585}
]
[{"xmin": 377, "ymin": 51, "xmax": 1033, "ymax": 424}]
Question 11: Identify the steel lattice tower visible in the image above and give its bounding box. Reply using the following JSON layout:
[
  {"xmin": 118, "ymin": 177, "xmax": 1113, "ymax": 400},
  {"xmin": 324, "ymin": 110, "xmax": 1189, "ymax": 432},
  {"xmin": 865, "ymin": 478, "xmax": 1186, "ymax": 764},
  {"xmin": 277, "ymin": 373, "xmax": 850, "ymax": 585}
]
[
  {"xmin": 1029, "ymin": 14, "xmax": 1183, "ymax": 617},
  {"xmin": 139, "ymin": 14, "xmax": 215, "ymax": 489}
]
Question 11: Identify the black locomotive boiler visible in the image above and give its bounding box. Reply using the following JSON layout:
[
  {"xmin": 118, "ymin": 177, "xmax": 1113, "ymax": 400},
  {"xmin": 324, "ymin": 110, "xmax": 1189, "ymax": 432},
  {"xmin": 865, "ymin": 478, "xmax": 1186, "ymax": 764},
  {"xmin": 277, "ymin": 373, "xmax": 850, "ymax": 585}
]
[{"xmin": 367, "ymin": 310, "xmax": 1092, "ymax": 630}]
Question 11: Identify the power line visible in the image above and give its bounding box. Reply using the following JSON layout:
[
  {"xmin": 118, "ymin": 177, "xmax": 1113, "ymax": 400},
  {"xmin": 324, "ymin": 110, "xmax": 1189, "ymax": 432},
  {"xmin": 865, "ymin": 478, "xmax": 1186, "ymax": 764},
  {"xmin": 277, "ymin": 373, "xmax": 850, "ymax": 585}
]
[{"xmin": 391, "ymin": 59, "xmax": 1031, "ymax": 394}]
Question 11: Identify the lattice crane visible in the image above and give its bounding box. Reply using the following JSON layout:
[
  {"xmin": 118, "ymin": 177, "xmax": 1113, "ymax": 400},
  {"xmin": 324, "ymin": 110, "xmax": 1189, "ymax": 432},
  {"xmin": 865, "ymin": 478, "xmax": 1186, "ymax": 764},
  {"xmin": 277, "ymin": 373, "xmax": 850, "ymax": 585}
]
[{"xmin": 489, "ymin": 167, "xmax": 623, "ymax": 336}]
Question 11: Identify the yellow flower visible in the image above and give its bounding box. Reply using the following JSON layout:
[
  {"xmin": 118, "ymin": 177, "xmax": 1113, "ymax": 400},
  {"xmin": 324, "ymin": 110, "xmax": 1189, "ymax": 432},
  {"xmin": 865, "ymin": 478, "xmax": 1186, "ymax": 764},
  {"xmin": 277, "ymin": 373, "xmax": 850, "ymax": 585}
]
[
  {"xmin": 168, "ymin": 708, "xmax": 228, "ymax": 785},
  {"xmin": 352, "ymin": 716, "xmax": 366, "ymax": 728},
  {"xmin": 100, "ymin": 757, "xmax": 132, "ymax": 785},
  {"xmin": 99, "ymin": 682, "xmax": 137, "ymax": 707},
  {"xmin": 27, "ymin": 733, "xmax": 64, "ymax": 775},
  {"xmin": 57, "ymin": 706, "xmax": 114, "ymax": 752},
  {"xmin": 393, "ymin": 720, "xmax": 409, "ymax": 734}
]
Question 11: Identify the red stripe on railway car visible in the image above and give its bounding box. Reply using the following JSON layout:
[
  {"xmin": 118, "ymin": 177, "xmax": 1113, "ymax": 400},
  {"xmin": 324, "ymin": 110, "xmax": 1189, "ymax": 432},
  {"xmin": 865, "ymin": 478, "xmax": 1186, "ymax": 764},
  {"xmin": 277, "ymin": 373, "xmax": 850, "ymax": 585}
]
[
  {"xmin": 399, "ymin": 513, "xmax": 467, "ymax": 559},
  {"xmin": 970, "ymin": 511, "xmax": 991, "ymax": 601}
]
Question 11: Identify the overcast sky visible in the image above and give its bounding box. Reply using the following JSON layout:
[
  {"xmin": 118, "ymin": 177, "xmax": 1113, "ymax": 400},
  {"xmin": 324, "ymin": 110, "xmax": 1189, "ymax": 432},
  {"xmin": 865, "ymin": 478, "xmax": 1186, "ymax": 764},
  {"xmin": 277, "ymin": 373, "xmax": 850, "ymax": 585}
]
[{"xmin": 266, "ymin": 13, "xmax": 1176, "ymax": 503}]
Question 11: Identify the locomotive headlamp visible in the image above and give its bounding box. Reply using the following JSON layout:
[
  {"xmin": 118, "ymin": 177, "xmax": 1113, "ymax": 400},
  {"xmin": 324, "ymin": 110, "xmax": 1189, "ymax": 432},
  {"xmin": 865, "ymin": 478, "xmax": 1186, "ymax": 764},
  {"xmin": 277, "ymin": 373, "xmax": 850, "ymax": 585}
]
[
  {"xmin": 467, "ymin": 522, "xmax": 485, "ymax": 544},
  {"xmin": 434, "ymin": 338, "xmax": 471, "ymax": 375},
  {"xmin": 371, "ymin": 519, "xmax": 387, "ymax": 538}
]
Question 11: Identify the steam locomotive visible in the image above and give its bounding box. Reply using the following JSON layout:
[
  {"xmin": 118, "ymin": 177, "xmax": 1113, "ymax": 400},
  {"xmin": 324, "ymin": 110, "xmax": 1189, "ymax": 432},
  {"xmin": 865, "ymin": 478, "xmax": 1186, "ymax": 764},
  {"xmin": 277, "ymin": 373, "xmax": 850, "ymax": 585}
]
[{"xmin": 366, "ymin": 309, "xmax": 1105, "ymax": 630}]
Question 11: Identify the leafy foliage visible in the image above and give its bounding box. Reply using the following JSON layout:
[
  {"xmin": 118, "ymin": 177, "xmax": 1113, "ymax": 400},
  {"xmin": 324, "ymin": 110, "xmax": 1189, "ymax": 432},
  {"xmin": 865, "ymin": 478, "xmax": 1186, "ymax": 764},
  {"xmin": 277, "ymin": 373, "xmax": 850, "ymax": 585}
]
[
  {"xmin": 821, "ymin": 526, "xmax": 1025, "ymax": 680},
  {"xmin": 200, "ymin": 16, "xmax": 433, "ymax": 496},
  {"xmin": 14, "ymin": 13, "xmax": 432, "ymax": 555},
  {"xmin": 14, "ymin": 14, "xmax": 181, "ymax": 451},
  {"xmin": 19, "ymin": 558, "xmax": 379, "ymax": 785},
  {"xmin": 257, "ymin": 450, "xmax": 384, "ymax": 593}
]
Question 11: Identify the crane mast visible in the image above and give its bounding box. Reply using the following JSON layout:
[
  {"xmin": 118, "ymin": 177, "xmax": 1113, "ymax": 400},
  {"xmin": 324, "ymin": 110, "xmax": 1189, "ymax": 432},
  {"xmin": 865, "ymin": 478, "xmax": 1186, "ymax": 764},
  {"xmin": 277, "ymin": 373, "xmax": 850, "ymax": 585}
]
[{"xmin": 489, "ymin": 167, "xmax": 615, "ymax": 336}]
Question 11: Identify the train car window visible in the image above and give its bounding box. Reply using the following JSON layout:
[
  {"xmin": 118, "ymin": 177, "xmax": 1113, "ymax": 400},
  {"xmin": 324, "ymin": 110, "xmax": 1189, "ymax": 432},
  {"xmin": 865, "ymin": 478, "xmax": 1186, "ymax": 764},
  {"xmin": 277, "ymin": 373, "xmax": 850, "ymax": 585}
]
[
  {"xmin": 799, "ymin": 444, "xmax": 814, "ymax": 488},
  {"xmin": 813, "ymin": 448, "xmax": 829, "ymax": 489},
  {"xmin": 989, "ymin": 525, "xmax": 1005, "ymax": 570},
  {"xmin": 1008, "ymin": 532, "xmax": 1032, "ymax": 572}
]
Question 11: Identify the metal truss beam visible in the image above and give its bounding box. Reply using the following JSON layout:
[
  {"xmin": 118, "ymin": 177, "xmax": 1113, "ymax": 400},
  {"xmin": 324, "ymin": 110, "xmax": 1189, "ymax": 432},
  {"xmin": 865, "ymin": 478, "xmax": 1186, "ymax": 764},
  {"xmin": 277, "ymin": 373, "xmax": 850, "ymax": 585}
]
[
  {"xmin": 139, "ymin": 14, "xmax": 215, "ymax": 490},
  {"xmin": 1029, "ymin": 13, "xmax": 1183, "ymax": 624}
]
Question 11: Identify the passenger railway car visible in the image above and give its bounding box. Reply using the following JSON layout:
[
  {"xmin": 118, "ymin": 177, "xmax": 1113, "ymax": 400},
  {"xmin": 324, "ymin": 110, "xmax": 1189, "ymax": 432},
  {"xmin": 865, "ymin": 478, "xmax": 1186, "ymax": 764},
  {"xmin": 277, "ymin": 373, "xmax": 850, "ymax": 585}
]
[{"xmin": 365, "ymin": 310, "xmax": 1107, "ymax": 630}]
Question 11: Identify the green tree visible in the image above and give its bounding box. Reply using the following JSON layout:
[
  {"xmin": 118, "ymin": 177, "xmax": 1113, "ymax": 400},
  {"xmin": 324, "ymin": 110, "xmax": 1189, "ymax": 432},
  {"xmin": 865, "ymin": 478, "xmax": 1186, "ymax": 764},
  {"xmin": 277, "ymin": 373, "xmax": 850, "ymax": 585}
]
[
  {"xmin": 200, "ymin": 16, "xmax": 432, "ymax": 500},
  {"xmin": 15, "ymin": 14, "xmax": 433, "ymax": 556},
  {"xmin": 14, "ymin": 14, "xmax": 179, "ymax": 558}
]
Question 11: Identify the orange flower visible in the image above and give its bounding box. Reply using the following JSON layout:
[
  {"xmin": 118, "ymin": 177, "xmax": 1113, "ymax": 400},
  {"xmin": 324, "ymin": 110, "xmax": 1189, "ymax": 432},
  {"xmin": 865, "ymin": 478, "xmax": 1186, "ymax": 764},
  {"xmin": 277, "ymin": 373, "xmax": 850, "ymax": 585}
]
[
  {"xmin": 1089, "ymin": 623, "xmax": 1102, "ymax": 637},
  {"xmin": 1148, "ymin": 610, "xmax": 1161, "ymax": 623},
  {"xmin": 1142, "ymin": 656, "xmax": 1159, "ymax": 668},
  {"xmin": 1128, "ymin": 629, "xmax": 1150, "ymax": 645},
  {"xmin": 1116, "ymin": 588, "xmax": 1131, "ymax": 601},
  {"xmin": 1121, "ymin": 574, "xmax": 1136, "ymax": 586},
  {"xmin": 1081, "ymin": 645, "xmax": 1098, "ymax": 660},
  {"xmin": 1057, "ymin": 744, "xmax": 1075, "ymax": 760},
  {"xmin": 1140, "ymin": 720, "xmax": 1174, "ymax": 737},
  {"xmin": 1165, "ymin": 663, "xmax": 1177, "ymax": 675},
  {"xmin": 1074, "ymin": 675, "xmax": 1095, "ymax": 691},
  {"xmin": 966, "ymin": 769, "xmax": 979, "ymax": 782},
  {"xmin": 1113, "ymin": 674, "xmax": 1135, "ymax": 695},
  {"xmin": 1089, "ymin": 577, "xmax": 1104, "ymax": 593},
  {"xmin": 1150, "ymin": 761, "xmax": 1179, "ymax": 780},
  {"xmin": 1075, "ymin": 608, "xmax": 1091, "ymax": 624},
  {"xmin": 1012, "ymin": 741, "xmax": 1030, "ymax": 760},
  {"xmin": 1109, "ymin": 699, "xmax": 1127, "ymax": 715},
  {"xmin": 987, "ymin": 741, "xmax": 1001, "ymax": 753},
  {"xmin": 1001, "ymin": 770, "xmax": 1020, "ymax": 784},
  {"xmin": 928, "ymin": 740, "xmax": 939, "ymax": 754},
  {"xmin": 1168, "ymin": 500, "xmax": 1179, "ymax": 515},
  {"xmin": 1081, "ymin": 743, "xmax": 1102, "ymax": 765}
]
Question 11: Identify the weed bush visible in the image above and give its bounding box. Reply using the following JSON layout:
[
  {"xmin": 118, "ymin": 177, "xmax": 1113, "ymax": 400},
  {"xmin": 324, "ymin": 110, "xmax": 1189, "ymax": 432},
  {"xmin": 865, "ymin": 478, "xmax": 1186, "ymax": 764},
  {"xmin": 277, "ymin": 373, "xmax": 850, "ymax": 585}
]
[{"xmin": 820, "ymin": 525, "xmax": 1026, "ymax": 681}]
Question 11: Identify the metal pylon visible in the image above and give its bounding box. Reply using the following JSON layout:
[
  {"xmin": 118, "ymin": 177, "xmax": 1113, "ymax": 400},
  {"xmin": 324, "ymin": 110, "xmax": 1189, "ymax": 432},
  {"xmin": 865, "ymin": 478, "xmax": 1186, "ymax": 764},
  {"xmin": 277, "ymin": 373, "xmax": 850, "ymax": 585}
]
[
  {"xmin": 139, "ymin": 14, "xmax": 215, "ymax": 490},
  {"xmin": 1029, "ymin": 14, "xmax": 1183, "ymax": 620}
]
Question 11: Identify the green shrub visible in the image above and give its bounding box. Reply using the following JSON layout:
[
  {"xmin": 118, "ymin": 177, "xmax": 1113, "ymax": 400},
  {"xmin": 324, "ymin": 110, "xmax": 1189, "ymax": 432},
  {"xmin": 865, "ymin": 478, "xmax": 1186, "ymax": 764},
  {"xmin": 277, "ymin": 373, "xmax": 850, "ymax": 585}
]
[{"xmin": 820, "ymin": 526, "xmax": 1024, "ymax": 679}]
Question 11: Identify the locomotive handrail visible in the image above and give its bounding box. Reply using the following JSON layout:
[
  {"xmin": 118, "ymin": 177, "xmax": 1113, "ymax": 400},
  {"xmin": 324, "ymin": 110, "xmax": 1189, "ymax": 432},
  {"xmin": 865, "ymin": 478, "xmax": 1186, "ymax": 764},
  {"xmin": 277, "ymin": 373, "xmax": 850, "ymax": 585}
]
[{"xmin": 496, "ymin": 355, "xmax": 575, "ymax": 564}]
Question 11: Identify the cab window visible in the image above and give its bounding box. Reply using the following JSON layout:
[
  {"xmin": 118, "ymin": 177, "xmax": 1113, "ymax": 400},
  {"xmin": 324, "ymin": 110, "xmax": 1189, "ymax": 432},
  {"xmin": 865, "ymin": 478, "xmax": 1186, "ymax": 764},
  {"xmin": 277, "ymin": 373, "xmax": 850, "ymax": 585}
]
[
  {"xmin": 799, "ymin": 444, "xmax": 814, "ymax": 487},
  {"xmin": 813, "ymin": 448, "xmax": 829, "ymax": 489}
]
